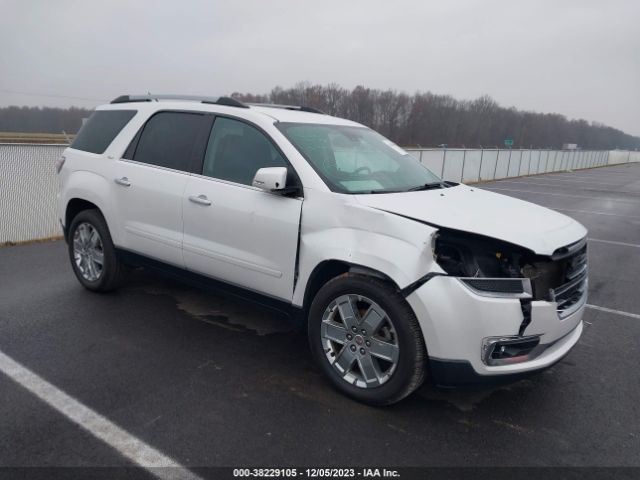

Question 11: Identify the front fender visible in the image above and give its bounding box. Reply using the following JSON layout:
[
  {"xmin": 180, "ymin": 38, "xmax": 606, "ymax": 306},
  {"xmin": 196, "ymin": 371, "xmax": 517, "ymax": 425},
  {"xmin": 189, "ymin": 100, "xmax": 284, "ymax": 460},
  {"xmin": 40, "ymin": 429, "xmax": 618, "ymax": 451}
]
[{"xmin": 292, "ymin": 190, "xmax": 441, "ymax": 306}]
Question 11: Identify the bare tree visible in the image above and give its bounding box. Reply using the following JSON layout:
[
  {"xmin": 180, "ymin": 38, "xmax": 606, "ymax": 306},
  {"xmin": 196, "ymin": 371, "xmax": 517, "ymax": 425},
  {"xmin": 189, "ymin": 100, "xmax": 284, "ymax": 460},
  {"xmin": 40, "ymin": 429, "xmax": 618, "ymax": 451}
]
[{"xmin": 2, "ymin": 84, "xmax": 639, "ymax": 149}]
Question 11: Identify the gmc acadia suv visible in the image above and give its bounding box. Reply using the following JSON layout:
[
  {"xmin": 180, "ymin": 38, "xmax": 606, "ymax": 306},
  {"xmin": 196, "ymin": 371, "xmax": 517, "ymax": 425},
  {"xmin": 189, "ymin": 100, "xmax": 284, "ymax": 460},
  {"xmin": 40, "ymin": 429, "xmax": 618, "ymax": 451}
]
[{"xmin": 57, "ymin": 94, "xmax": 587, "ymax": 405}]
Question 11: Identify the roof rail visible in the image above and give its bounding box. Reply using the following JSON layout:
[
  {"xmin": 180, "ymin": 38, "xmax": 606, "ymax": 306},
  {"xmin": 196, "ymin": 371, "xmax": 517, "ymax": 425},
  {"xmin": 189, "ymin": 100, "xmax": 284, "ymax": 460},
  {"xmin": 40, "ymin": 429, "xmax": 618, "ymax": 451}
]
[
  {"xmin": 110, "ymin": 94, "xmax": 248, "ymax": 108},
  {"xmin": 247, "ymin": 103, "xmax": 325, "ymax": 114}
]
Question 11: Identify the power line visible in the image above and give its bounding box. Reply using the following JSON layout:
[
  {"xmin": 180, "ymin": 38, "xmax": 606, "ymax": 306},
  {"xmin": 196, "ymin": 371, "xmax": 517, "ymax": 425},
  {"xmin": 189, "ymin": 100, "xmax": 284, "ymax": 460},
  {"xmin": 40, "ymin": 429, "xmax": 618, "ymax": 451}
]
[{"xmin": 0, "ymin": 89, "xmax": 107, "ymax": 103}]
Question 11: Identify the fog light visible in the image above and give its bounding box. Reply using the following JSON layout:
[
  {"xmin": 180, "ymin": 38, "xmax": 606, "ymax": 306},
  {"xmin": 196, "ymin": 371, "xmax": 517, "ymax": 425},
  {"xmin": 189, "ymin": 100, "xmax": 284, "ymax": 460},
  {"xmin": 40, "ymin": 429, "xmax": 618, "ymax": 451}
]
[{"xmin": 482, "ymin": 335, "xmax": 541, "ymax": 366}]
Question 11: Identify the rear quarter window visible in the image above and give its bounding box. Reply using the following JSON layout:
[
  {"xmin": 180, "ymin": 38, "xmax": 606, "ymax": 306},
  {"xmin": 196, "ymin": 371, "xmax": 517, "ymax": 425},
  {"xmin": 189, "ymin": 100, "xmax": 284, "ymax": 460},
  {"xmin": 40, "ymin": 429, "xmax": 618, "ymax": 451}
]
[
  {"xmin": 71, "ymin": 110, "xmax": 136, "ymax": 154},
  {"xmin": 130, "ymin": 111, "xmax": 207, "ymax": 171}
]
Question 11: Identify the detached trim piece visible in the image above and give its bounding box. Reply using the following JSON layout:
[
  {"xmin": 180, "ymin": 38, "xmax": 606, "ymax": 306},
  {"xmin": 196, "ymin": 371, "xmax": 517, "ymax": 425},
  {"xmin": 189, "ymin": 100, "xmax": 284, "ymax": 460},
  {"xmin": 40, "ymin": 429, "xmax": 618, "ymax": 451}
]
[{"xmin": 400, "ymin": 272, "xmax": 447, "ymax": 296}]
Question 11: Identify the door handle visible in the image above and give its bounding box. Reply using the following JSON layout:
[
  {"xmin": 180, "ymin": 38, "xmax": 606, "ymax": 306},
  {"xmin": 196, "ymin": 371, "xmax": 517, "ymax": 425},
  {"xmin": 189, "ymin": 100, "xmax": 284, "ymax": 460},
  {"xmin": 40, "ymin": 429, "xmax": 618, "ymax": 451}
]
[
  {"xmin": 114, "ymin": 177, "xmax": 131, "ymax": 187},
  {"xmin": 188, "ymin": 194, "xmax": 212, "ymax": 206}
]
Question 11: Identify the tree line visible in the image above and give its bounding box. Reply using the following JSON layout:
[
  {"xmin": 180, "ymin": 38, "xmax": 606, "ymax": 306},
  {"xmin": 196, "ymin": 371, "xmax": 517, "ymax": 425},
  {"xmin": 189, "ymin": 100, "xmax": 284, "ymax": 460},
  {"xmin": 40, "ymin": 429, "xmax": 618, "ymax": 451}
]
[
  {"xmin": 233, "ymin": 83, "xmax": 640, "ymax": 150},
  {"xmin": 0, "ymin": 106, "xmax": 90, "ymax": 137},
  {"xmin": 1, "ymin": 84, "xmax": 638, "ymax": 149}
]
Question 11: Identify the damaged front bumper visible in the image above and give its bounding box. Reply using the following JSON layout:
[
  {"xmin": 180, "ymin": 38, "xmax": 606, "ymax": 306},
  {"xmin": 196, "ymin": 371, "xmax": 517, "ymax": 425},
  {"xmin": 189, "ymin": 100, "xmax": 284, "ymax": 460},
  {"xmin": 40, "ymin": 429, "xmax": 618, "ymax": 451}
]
[{"xmin": 405, "ymin": 275, "xmax": 585, "ymax": 387}]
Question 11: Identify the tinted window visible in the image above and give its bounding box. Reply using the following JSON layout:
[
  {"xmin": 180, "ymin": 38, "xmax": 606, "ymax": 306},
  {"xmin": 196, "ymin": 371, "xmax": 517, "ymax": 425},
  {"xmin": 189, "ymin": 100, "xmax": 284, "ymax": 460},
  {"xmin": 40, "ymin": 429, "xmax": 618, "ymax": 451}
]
[
  {"xmin": 133, "ymin": 112, "xmax": 205, "ymax": 171},
  {"xmin": 71, "ymin": 110, "xmax": 136, "ymax": 154},
  {"xmin": 202, "ymin": 117, "xmax": 287, "ymax": 185}
]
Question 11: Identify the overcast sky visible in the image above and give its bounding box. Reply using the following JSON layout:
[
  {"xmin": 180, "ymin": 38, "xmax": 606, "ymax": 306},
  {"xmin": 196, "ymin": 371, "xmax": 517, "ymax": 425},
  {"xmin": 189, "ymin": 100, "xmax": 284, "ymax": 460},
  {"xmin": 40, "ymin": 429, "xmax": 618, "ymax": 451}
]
[{"xmin": 1, "ymin": 0, "xmax": 638, "ymax": 135}]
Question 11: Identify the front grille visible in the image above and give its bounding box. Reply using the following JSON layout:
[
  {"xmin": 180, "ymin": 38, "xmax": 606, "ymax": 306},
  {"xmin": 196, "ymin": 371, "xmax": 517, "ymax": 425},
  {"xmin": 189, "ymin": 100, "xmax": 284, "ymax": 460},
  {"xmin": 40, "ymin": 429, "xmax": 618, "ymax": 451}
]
[
  {"xmin": 551, "ymin": 240, "xmax": 588, "ymax": 318},
  {"xmin": 525, "ymin": 238, "xmax": 588, "ymax": 318}
]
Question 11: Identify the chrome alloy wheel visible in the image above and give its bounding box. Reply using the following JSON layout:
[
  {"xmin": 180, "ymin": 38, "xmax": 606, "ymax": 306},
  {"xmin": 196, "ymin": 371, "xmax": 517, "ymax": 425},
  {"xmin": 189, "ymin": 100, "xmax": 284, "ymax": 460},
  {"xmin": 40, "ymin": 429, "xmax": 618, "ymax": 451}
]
[
  {"xmin": 72, "ymin": 222, "xmax": 104, "ymax": 282},
  {"xmin": 321, "ymin": 294, "xmax": 400, "ymax": 388}
]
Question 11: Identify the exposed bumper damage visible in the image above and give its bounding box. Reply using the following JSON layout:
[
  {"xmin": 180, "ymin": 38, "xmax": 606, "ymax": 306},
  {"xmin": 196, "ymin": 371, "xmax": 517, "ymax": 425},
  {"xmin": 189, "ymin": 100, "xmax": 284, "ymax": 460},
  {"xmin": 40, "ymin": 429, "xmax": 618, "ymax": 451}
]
[
  {"xmin": 404, "ymin": 229, "xmax": 587, "ymax": 385},
  {"xmin": 406, "ymin": 275, "xmax": 584, "ymax": 384}
]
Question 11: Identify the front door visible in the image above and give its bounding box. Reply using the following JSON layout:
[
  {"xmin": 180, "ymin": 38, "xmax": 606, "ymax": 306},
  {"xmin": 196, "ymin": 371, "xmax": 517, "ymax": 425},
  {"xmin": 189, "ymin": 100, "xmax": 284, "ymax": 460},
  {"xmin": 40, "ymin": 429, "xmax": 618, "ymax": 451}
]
[{"xmin": 182, "ymin": 116, "xmax": 302, "ymax": 301}]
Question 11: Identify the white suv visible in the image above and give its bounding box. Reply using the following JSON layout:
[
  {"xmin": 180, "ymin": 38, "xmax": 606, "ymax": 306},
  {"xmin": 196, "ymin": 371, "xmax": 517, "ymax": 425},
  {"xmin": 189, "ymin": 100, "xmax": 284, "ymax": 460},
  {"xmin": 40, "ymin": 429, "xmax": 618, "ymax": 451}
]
[{"xmin": 57, "ymin": 94, "xmax": 587, "ymax": 405}]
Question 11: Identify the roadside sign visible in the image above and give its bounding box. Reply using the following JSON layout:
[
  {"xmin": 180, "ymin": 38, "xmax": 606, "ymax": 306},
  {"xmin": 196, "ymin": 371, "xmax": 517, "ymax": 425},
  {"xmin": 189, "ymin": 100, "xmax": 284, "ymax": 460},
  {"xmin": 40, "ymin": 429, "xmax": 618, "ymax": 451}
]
[{"xmin": 504, "ymin": 139, "xmax": 513, "ymax": 146}]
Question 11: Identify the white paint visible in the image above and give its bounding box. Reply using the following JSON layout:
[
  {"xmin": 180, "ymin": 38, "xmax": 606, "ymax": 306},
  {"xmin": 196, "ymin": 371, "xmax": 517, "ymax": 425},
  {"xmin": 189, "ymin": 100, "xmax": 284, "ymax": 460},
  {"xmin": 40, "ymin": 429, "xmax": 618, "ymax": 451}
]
[
  {"xmin": 587, "ymin": 238, "xmax": 640, "ymax": 249},
  {"xmin": 0, "ymin": 350, "xmax": 201, "ymax": 480},
  {"xmin": 406, "ymin": 277, "xmax": 584, "ymax": 375},
  {"xmin": 586, "ymin": 304, "xmax": 640, "ymax": 319},
  {"xmin": 357, "ymin": 184, "xmax": 587, "ymax": 256},
  {"xmin": 183, "ymin": 173, "xmax": 301, "ymax": 300}
]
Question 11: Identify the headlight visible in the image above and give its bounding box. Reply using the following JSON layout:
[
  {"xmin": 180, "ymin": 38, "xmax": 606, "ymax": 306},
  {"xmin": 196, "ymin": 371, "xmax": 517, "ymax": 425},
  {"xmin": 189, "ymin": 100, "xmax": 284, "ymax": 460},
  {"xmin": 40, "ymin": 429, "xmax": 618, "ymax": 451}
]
[{"xmin": 433, "ymin": 230, "xmax": 534, "ymax": 298}]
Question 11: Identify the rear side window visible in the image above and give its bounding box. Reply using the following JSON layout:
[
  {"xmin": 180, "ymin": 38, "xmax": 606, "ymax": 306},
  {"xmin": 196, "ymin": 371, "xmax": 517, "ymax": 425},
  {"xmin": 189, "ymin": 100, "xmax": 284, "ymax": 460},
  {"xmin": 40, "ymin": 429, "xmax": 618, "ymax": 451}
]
[
  {"xmin": 132, "ymin": 112, "xmax": 205, "ymax": 171},
  {"xmin": 71, "ymin": 110, "xmax": 136, "ymax": 154}
]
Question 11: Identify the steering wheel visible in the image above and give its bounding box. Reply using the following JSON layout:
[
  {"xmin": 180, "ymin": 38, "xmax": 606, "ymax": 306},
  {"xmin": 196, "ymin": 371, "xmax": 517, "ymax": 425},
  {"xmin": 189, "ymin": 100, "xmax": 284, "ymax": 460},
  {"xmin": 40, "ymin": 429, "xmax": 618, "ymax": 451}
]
[{"xmin": 353, "ymin": 166, "xmax": 371, "ymax": 175}]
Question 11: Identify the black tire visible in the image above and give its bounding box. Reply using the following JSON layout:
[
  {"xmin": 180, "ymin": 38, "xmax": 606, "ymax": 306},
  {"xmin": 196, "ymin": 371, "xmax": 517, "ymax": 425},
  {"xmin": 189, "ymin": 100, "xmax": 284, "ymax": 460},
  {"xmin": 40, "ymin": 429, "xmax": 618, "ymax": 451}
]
[
  {"xmin": 67, "ymin": 209, "xmax": 128, "ymax": 292},
  {"xmin": 308, "ymin": 273, "xmax": 426, "ymax": 406}
]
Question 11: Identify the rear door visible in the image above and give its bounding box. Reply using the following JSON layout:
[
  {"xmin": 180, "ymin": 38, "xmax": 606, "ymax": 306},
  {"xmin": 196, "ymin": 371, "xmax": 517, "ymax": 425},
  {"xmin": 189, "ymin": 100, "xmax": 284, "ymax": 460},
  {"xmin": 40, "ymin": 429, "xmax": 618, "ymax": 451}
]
[
  {"xmin": 182, "ymin": 116, "xmax": 303, "ymax": 301},
  {"xmin": 112, "ymin": 111, "xmax": 210, "ymax": 267}
]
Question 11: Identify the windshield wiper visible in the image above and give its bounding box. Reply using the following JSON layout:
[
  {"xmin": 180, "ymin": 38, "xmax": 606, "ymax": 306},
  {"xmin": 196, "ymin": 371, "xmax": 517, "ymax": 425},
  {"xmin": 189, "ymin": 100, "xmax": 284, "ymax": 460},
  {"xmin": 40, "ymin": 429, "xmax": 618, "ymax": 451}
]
[
  {"xmin": 406, "ymin": 182, "xmax": 447, "ymax": 192},
  {"xmin": 361, "ymin": 189, "xmax": 404, "ymax": 194}
]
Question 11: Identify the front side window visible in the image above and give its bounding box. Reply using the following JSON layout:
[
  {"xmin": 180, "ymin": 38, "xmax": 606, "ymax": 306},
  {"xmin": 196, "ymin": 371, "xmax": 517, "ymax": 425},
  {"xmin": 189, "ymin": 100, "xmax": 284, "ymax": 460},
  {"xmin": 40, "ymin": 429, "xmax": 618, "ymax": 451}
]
[
  {"xmin": 71, "ymin": 110, "xmax": 136, "ymax": 154},
  {"xmin": 277, "ymin": 123, "xmax": 441, "ymax": 194},
  {"xmin": 132, "ymin": 112, "xmax": 205, "ymax": 171},
  {"xmin": 202, "ymin": 117, "xmax": 287, "ymax": 186}
]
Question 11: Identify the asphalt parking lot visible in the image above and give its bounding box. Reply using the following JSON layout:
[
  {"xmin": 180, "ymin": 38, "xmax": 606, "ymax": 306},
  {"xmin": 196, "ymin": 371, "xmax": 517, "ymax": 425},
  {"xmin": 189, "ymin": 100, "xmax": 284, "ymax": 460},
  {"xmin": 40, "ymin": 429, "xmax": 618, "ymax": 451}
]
[{"xmin": 1, "ymin": 162, "xmax": 639, "ymax": 476}]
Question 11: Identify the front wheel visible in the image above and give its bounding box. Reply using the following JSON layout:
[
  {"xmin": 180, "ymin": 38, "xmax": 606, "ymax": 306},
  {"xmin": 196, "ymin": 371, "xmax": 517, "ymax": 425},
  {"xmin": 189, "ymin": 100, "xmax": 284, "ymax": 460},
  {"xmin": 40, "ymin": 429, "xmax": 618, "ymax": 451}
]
[
  {"xmin": 68, "ymin": 209, "xmax": 128, "ymax": 292},
  {"xmin": 308, "ymin": 274, "xmax": 427, "ymax": 405}
]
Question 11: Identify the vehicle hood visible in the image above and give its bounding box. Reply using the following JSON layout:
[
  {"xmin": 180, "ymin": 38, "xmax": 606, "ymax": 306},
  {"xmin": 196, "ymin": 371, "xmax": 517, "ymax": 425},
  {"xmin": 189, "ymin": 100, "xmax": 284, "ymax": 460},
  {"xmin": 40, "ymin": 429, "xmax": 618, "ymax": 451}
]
[{"xmin": 355, "ymin": 185, "xmax": 587, "ymax": 256}]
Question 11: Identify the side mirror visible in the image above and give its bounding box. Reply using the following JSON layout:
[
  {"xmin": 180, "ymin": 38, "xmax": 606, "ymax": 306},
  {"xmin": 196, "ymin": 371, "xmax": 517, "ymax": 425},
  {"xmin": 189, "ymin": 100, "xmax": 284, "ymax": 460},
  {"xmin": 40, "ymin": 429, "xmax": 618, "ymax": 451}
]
[{"xmin": 252, "ymin": 167, "xmax": 288, "ymax": 191}]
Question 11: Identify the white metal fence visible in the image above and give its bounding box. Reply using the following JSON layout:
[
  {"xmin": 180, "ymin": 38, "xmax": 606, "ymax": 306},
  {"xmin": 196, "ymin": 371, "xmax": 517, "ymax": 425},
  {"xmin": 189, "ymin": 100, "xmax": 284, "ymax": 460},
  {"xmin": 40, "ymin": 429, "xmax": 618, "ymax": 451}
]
[
  {"xmin": 405, "ymin": 148, "xmax": 640, "ymax": 183},
  {"xmin": 1, "ymin": 144, "xmax": 638, "ymax": 244},
  {"xmin": 1, "ymin": 144, "xmax": 66, "ymax": 244}
]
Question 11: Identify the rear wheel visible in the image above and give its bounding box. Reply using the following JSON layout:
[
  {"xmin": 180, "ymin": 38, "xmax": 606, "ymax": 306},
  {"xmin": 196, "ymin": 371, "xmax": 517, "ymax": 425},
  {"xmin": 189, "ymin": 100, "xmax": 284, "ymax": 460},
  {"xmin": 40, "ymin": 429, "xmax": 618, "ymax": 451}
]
[
  {"xmin": 308, "ymin": 274, "xmax": 426, "ymax": 405},
  {"xmin": 68, "ymin": 209, "xmax": 128, "ymax": 292}
]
